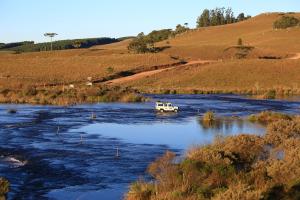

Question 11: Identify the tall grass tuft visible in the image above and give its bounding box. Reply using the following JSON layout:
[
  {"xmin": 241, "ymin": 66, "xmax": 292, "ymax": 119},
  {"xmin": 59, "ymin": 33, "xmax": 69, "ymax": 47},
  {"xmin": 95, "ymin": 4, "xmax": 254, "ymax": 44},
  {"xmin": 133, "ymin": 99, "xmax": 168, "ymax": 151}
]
[
  {"xmin": 0, "ymin": 177, "xmax": 9, "ymax": 199},
  {"xmin": 203, "ymin": 111, "xmax": 215, "ymax": 122}
]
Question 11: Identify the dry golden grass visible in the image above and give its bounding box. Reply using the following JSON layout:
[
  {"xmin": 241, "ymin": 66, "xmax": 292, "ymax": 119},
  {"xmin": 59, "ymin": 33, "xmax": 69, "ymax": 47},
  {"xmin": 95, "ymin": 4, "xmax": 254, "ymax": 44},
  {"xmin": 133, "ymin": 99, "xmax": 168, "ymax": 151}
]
[
  {"xmin": 0, "ymin": 47, "xmax": 177, "ymax": 86},
  {"xmin": 159, "ymin": 13, "xmax": 300, "ymax": 60},
  {"xmin": 91, "ymin": 39, "xmax": 132, "ymax": 50},
  {"xmin": 124, "ymin": 59, "xmax": 300, "ymax": 94}
]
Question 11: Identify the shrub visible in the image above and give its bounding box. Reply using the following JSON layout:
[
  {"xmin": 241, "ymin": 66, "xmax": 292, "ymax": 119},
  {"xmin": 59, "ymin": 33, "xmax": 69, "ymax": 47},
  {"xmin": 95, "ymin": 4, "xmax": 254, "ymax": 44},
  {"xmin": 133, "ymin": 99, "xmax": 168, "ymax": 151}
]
[
  {"xmin": 265, "ymin": 119, "xmax": 300, "ymax": 146},
  {"xmin": 126, "ymin": 115, "xmax": 300, "ymax": 200},
  {"xmin": 263, "ymin": 90, "xmax": 276, "ymax": 99},
  {"xmin": 0, "ymin": 88, "xmax": 10, "ymax": 96},
  {"xmin": 273, "ymin": 16, "xmax": 299, "ymax": 29},
  {"xmin": 237, "ymin": 38, "xmax": 243, "ymax": 46},
  {"xmin": 203, "ymin": 111, "xmax": 215, "ymax": 122},
  {"xmin": 248, "ymin": 111, "xmax": 292, "ymax": 124},
  {"xmin": 0, "ymin": 177, "xmax": 9, "ymax": 196},
  {"xmin": 126, "ymin": 181, "xmax": 154, "ymax": 200},
  {"xmin": 23, "ymin": 85, "xmax": 37, "ymax": 96},
  {"xmin": 128, "ymin": 33, "xmax": 153, "ymax": 53},
  {"xmin": 106, "ymin": 66, "xmax": 114, "ymax": 74}
]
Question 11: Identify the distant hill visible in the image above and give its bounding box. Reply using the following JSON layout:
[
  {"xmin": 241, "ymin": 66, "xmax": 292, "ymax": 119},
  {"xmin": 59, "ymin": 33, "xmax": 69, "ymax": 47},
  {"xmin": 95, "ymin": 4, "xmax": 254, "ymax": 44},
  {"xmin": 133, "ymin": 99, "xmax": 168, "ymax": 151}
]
[{"xmin": 0, "ymin": 37, "xmax": 119, "ymax": 53}]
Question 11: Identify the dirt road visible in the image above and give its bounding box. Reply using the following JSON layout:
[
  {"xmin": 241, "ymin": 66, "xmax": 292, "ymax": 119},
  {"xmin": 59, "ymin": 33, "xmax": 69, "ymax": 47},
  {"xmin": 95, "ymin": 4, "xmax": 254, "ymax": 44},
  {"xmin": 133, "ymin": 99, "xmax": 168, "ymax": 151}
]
[{"xmin": 105, "ymin": 60, "xmax": 214, "ymax": 85}]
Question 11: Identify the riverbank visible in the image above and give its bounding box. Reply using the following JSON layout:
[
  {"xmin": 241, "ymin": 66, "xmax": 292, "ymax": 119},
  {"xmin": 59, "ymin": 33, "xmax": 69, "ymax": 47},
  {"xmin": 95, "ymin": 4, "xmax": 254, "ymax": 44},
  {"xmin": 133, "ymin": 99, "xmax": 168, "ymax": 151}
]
[
  {"xmin": 126, "ymin": 113, "xmax": 300, "ymax": 200},
  {"xmin": 0, "ymin": 85, "xmax": 145, "ymax": 105},
  {"xmin": 1, "ymin": 84, "xmax": 300, "ymax": 106}
]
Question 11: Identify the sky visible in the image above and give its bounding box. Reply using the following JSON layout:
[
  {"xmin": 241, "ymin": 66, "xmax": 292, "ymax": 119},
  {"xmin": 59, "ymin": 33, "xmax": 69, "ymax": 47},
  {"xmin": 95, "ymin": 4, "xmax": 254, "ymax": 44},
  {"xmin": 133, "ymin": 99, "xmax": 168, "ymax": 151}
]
[{"xmin": 0, "ymin": 0, "xmax": 299, "ymax": 43}]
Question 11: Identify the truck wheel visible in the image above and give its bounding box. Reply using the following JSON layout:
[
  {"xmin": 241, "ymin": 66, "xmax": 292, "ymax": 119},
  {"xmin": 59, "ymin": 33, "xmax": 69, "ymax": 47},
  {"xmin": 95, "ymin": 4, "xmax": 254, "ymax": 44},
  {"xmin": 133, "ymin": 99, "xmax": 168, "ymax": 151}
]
[
  {"xmin": 174, "ymin": 109, "xmax": 178, "ymax": 112},
  {"xmin": 160, "ymin": 109, "xmax": 164, "ymax": 113}
]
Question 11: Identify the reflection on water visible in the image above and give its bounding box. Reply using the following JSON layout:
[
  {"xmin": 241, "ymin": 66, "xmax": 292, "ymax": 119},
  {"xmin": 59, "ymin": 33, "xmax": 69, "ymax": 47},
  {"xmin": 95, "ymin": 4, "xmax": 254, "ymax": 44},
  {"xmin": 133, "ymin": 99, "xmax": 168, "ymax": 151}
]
[{"xmin": 77, "ymin": 117, "xmax": 265, "ymax": 150}]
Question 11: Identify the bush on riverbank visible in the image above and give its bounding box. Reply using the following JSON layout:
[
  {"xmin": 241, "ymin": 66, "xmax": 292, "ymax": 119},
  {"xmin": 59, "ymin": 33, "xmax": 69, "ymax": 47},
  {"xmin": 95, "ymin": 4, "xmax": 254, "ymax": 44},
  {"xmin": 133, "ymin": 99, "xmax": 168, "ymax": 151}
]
[
  {"xmin": 248, "ymin": 111, "xmax": 293, "ymax": 124},
  {"xmin": 126, "ymin": 117, "xmax": 300, "ymax": 200},
  {"xmin": 0, "ymin": 85, "xmax": 145, "ymax": 105}
]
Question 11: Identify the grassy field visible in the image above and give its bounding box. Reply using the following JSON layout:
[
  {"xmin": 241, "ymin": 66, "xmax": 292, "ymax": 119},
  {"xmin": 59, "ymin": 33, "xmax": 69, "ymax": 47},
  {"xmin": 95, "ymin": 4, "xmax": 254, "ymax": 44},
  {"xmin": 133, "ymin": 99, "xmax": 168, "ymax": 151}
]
[
  {"xmin": 123, "ymin": 59, "xmax": 300, "ymax": 95},
  {"xmin": 0, "ymin": 47, "xmax": 177, "ymax": 87},
  {"xmin": 0, "ymin": 42, "xmax": 177, "ymax": 104}
]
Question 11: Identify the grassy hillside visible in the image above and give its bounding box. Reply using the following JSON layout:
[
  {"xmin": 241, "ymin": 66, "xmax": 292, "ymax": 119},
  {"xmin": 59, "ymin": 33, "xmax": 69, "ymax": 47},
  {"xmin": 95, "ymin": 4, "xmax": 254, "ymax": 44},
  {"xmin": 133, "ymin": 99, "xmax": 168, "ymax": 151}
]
[
  {"xmin": 117, "ymin": 13, "xmax": 300, "ymax": 96},
  {"xmin": 158, "ymin": 13, "xmax": 300, "ymax": 60}
]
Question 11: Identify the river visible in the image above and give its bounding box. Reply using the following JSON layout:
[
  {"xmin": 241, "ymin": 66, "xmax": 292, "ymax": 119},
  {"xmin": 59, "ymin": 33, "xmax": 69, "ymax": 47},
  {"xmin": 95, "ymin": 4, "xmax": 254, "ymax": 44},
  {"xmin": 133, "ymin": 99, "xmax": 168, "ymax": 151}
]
[{"xmin": 0, "ymin": 94, "xmax": 299, "ymax": 200}]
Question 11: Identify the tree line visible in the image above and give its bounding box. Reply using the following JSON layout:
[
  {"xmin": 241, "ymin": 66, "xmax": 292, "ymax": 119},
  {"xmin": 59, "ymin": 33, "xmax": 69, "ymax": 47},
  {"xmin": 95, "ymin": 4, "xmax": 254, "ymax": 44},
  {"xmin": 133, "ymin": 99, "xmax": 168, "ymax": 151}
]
[
  {"xmin": 128, "ymin": 24, "xmax": 189, "ymax": 53},
  {"xmin": 197, "ymin": 7, "xmax": 251, "ymax": 28},
  {"xmin": 0, "ymin": 37, "xmax": 119, "ymax": 53},
  {"xmin": 128, "ymin": 7, "xmax": 251, "ymax": 53}
]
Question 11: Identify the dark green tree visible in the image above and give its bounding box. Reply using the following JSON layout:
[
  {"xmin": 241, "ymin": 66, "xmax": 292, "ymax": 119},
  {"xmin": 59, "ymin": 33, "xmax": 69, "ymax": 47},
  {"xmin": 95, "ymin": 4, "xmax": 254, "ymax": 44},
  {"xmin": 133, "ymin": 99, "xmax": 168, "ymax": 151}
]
[
  {"xmin": 174, "ymin": 24, "xmax": 189, "ymax": 34},
  {"xmin": 225, "ymin": 8, "xmax": 235, "ymax": 24},
  {"xmin": 128, "ymin": 32, "xmax": 154, "ymax": 53},
  {"xmin": 210, "ymin": 9, "xmax": 218, "ymax": 26},
  {"xmin": 197, "ymin": 9, "xmax": 210, "ymax": 27},
  {"xmin": 216, "ymin": 7, "xmax": 226, "ymax": 25},
  {"xmin": 237, "ymin": 13, "xmax": 245, "ymax": 21},
  {"xmin": 147, "ymin": 29, "xmax": 173, "ymax": 43}
]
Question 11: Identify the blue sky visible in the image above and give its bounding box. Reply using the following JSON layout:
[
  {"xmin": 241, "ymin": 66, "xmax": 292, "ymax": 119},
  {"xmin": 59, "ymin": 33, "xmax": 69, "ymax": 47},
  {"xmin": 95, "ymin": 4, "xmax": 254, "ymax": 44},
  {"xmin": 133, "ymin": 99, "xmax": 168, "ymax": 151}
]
[{"xmin": 0, "ymin": 0, "xmax": 299, "ymax": 43}]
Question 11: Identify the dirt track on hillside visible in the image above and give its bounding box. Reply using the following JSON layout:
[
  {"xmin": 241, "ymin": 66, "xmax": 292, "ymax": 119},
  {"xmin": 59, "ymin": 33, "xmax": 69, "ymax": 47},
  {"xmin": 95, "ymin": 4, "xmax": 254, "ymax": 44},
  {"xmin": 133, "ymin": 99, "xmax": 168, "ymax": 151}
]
[
  {"xmin": 289, "ymin": 53, "xmax": 300, "ymax": 60},
  {"xmin": 105, "ymin": 60, "xmax": 215, "ymax": 85}
]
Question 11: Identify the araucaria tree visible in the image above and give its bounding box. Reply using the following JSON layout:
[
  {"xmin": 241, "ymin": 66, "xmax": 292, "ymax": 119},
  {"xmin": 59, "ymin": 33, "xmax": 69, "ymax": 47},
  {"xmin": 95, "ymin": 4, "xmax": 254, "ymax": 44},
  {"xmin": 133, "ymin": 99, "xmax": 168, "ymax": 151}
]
[{"xmin": 44, "ymin": 33, "xmax": 58, "ymax": 51}]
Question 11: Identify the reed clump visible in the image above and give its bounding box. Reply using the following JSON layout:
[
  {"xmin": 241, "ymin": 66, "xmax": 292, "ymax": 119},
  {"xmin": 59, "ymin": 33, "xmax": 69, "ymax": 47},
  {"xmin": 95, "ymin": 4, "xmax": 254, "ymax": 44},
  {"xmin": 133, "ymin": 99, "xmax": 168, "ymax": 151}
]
[
  {"xmin": 203, "ymin": 111, "xmax": 215, "ymax": 122},
  {"xmin": 248, "ymin": 111, "xmax": 293, "ymax": 124}
]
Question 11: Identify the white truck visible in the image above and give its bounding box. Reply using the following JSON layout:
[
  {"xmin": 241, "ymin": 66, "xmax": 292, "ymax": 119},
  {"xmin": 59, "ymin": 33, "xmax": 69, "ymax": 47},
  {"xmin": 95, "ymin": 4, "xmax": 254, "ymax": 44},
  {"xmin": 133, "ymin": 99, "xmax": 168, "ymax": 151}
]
[{"xmin": 155, "ymin": 102, "xmax": 179, "ymax": 112}]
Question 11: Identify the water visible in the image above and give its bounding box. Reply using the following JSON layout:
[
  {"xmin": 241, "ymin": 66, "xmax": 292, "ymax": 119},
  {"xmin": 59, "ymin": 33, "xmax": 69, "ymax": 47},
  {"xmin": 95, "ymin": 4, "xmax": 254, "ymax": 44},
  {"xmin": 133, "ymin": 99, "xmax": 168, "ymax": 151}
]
[{"xmin": 0, "ymin": 94, "xmax": 299, "ymax": 200}]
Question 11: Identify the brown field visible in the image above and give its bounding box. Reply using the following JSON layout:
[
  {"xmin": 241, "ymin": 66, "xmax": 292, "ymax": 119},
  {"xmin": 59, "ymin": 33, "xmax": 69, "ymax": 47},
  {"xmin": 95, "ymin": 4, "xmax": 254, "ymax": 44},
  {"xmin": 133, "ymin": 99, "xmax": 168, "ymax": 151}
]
[
  {"xmin": 123, "ymin": 59, "xmax": 300, "ymax": 94},
  {"xmin": 0, "ymin": 48, "xmax": 177, "ymax": 87}
]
